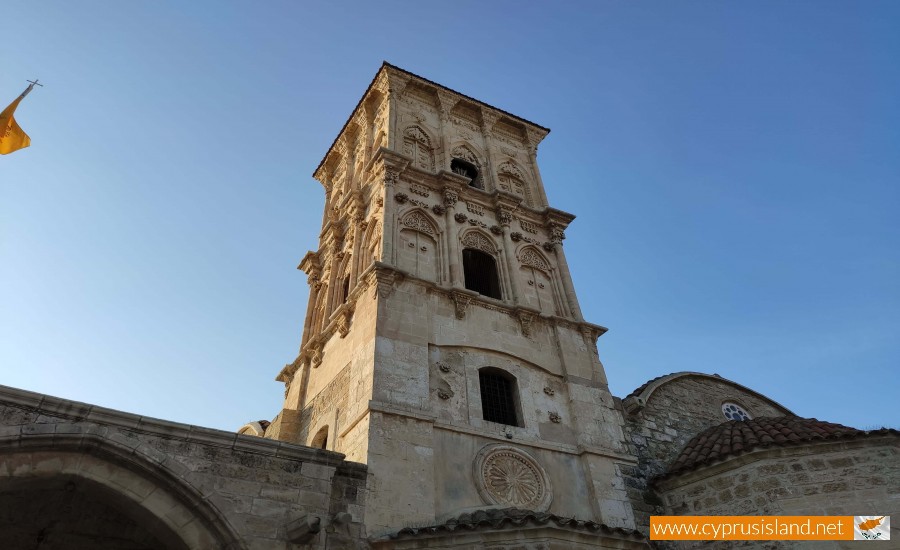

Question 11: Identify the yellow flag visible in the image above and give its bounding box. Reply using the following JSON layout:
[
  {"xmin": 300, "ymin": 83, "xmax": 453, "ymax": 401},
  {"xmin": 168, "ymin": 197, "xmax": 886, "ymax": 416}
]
[{"xmin": 0, "ymin": 84, "xmax": 34, "ymax": 155}]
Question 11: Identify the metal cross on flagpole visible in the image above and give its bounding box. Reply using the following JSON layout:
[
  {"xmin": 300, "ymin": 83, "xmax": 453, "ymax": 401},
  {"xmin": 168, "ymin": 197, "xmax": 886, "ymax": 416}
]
[{"xmin": 22, "ymin": 79, "xmax": 43, "ymax": 98}]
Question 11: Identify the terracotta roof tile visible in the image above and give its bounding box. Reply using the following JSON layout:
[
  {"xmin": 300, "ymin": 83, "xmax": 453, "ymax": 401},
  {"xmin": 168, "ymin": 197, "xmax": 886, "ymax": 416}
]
[
  {"xmin": 658, "ymin": 416, "xmax": 898, "ymax": 482},
  {"xmin": 385, "ymin": 508, "xmax": 645, "ymax": 542}
]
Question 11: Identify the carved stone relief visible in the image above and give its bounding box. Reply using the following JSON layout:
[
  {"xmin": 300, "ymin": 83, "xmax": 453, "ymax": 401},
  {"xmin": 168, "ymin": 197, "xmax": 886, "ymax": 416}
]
[
  {"xmin": 401, "ymin": 210, "xmax": 436, "ymax": 235},
  {"xmin": 461, "ymin": 232, "xmax": 497, "ymax": 254},
  {"xmin": 519, "ymin": 248, "xmax": 550, "ymax": 272},
  {"xmin": 473, "ymin": 444, "xmax": 552, "ymax": 512}
]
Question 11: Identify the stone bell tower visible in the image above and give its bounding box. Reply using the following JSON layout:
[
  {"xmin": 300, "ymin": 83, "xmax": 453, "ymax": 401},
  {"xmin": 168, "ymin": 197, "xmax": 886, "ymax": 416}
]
[{"xmin": 265, "ymin": 63, "xmax": 638, "ymax": 539}]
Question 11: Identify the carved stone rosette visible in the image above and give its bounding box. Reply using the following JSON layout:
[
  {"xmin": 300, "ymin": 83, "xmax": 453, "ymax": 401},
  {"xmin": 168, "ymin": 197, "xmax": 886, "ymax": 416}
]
[{"xmin": 473, "ymin": 444, "xmax": 552, "ymax": 512}]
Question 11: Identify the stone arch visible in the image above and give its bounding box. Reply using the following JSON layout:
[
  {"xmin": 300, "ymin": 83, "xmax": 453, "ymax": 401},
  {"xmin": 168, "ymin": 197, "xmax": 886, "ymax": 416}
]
[
  {"xmin": 497, "ymin": 160, "xmax": 534, "ymax": 207},
  {"xmin": 398, "ymin": 208, "xmax": 441, "ymax": 283},
  {"xmin": 0, "ymin": 432, "xmax": 243, "ymax": 549},
  {"xmin": 517, "ymin": 245, "xmax": 551, "ymax": 272},
  {"xmin": 400, "ymin": 208, "xmax": 439, "ymax": 236},
  {"xmin": 450, "ymin": 143, "xmax": 485, "ymax": 189},
  {"xmin": 459, "ymin": 229, "xmax": 498, "ymax": 255},
  {"xmin": 517, "ymin": 246, "xmax": 559, "ymax": 315},
  {"xmin": 361, "ymin": 219, "xmax": 383, "ymax": 270},
  {"xmin": 622, "ymin": 372, "xmax": 795, "ymax": 416},
  {"xmin": 403, "ymin": 125, "xmax": 435, "ymax": 171}
]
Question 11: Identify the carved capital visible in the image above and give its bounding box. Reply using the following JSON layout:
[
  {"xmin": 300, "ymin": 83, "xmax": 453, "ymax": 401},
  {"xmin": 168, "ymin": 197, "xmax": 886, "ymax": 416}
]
[{"xmin": 496, "ymin": 207, "xmax": 513, "ymax": 227}]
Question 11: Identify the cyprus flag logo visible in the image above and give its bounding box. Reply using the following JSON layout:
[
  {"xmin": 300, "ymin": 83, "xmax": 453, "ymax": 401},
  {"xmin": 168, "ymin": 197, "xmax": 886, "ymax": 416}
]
[{"xmin": 854, "ymin": 516, "xmax": 890, "ymax": 541}]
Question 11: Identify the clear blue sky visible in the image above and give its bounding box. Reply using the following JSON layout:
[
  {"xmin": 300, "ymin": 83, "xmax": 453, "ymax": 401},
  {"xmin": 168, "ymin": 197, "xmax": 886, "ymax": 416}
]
[{"xmin": 2, "ymin": 2, "xmax": 898, "ymax": 432}]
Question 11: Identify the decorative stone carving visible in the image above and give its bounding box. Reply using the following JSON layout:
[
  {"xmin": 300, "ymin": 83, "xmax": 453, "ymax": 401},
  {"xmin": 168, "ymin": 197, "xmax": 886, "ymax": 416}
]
[
  {"xmin": 516, "ymin": 310, "xmax": 535, "ymax": 338},
  {"xmin": 452, "ymin": 145, "xmax": 480, "ymax": 167},
  {"xmin": 384, "ymin": 169, "xmax": 398, "ymax": 186},
  {"xmin": 454, "ymin": 213, "xmax": 468, "ymax": 223},
  {"xmin": 519, "ymin": 248, "xmax": 550, "ymax": 272},
  {"xmin": 336, "ymin": 307, "xmax": 354, "ymax": 338},
  {"xmin": 548, "ymin": 412, "xmax": 561, "ymax": 424},
  {"xmin": 543, "ymin": 386, "xmax": 555, "ymax": 396},
  {"xmin": 432, "ymin": 204, "xmax": 446, "ymax": 215},
  {"xmin": 548, "ymin": 223, "xmax": 566, "ymax": 244},
  {"xmin": 461, "ymin": 232, "xmax": 497, "ymax": 254},
  {"xmin": 510, "ymin": 232, "xmax": 523, "ymax": 242},
  {"xmin": 442, "ymin": 189, "xmax": 458, "ymax": 207},
  {"xmin": 497, "ymin": 208, "xmax": 513, "ymax": 227},
  {"xmin": 410, "ymin": 183, "xmax": 431, "ymax": 197},
  {"xmin": 466, "ymin": 202, "xmax": 484, "ymax": 216},
  {"xmin": 394, "ymin": 192, "xmax": 408, "ymax": 204},
  {"xmin": 473, "ymin": 444, "xmax": 552, "ymax": 512},
  {"xmin": 490, "ymin": 225, "xmax": 502, "ymax": 235},
  {"xmin": 519, "ymin": 220, "xmax": 538, "ymax": 234},
  {"xmin": 401, "ymin": 210, "xmax": 436, "ymax": 235},
  {"xmin": 437, "ymin": 361, "xmax": 451, "ymax": 373},
  {"xmin": 542, "ymin": 242, "xmax": 555, "ymax": 252},
  {"xmin": 451, "ymin": 292, "xmax": 472, "ymax": 320},
  {"xmin": 437, "ymin": 389, "xmax": 452, "ymax": 400}
]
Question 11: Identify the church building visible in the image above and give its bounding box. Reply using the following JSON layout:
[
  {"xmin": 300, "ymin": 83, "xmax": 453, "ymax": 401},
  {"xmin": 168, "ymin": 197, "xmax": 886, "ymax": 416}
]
[{"xmin": 0, "ymin": 63, "xmax": 896, "ymax": 549}]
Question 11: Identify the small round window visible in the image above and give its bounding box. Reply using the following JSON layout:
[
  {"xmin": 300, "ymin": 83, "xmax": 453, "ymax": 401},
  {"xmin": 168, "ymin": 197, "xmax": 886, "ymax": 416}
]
[{"xmin": 722, "ymin": 402, "xmax": 751, "ymax": 421}]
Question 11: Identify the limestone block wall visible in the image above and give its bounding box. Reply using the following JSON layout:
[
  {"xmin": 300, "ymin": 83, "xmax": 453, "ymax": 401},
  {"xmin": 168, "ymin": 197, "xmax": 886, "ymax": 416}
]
[
  {"xmin": 655, "ymin": 437, "xmax": 900, "ymax": 549},
  {"xmin": 618, "ymin": 374, "xmax": 792, "ymax": 532},
  {"xmin": 358, "ymin": 276, "xmax": 637, "ymax": 537},
  {"xmin": 0, "ymin": 385, "xmax": 368, "ymax": 550}
]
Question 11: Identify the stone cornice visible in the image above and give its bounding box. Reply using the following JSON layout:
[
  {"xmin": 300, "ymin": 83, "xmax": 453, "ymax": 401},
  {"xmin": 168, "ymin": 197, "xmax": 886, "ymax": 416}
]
[
  {"xmin": 0, "ymin": 384, "xmax": 361, "ymax": 467},
  {"xmin": 314, "ymin": 62, "xmax": 550, "ymax": 184}
]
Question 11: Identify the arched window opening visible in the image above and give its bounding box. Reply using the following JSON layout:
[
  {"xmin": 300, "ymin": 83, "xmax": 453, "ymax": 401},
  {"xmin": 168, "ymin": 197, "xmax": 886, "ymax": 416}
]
[
  {"xmin": 463, "ymin": 248, "xmax": 501, "ymax": 299},
  {"xmin": 311, "ymin": 426, "xmax": 329, "ymax": 450},
  {"xmin": 479, "ymin": 368, "xmax": 519, "ymax": 426},
  {"xmin": 341, "ymin": 276, "xmax": 350, "ymax": 304},
  {"xmin": 451, "ymin": 158, "xmax": 481, "ymax": 188}
]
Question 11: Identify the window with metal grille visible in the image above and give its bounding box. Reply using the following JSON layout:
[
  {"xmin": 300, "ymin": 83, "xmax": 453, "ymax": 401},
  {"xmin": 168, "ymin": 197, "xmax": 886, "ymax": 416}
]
[
  {"xmin": 479, "ymin": 368, "xmax": 519, "ymax": 426},
  {"xmin": 463, "ymin": 248, "xmax": 501, "ymax": 299}
]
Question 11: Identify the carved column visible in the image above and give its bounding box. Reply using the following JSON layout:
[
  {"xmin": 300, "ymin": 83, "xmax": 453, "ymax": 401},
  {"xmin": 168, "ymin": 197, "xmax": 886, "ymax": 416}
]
[
  {"xmin": 442, "ymin": 188, "xmax": 462, "ymax": 288},
  {"xmin": 348, "ymin": 194, "xmax": 365, "ymax": 289},
  {"xmin": 381, "ymin": 168, "xmax": 398, "ymax": 267},
  {"xmin": 497, "ymin": 206, "xmax": 521, "ymax": 305},
  {"xmin": 436, "ymin": 90, "xmax": 457, "ymax": 171},
  {"xmin": 301, "ymin": 273, "xmax": 321, "ymax": 347},
  {"xmin": 480, "ymin": 109, "xmax": 500, "ymax": 192},
  {"xmin": 547, "ymin": 224, "xmax": 583, "ymax": 321},
  {"xmin": 525, "ymin": 127, "xmax": 550, "ymax": 208}
]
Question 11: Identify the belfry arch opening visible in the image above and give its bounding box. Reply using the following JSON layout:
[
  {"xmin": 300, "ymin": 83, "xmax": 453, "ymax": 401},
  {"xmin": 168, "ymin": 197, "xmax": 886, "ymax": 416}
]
[
  {"xmin": 451, "ymin": 157, "xmax": 480, "ymax": 188},
  {"xmin": 462, "ymin": 248, "xmax": 501, "ymax": 299}
]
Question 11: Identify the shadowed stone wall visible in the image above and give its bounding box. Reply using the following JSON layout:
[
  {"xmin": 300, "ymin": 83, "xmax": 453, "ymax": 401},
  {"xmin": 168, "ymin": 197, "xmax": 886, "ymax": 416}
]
[{"xmin": 0, "ymin": 385, "xmax": 368, "ymax": 550}]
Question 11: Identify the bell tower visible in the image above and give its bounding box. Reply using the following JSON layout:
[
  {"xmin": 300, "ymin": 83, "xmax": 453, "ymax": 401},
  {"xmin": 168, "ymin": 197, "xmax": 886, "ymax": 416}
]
[{"xmin": 266, "ymin": 63, "xmax": 638, "ymax": 538}]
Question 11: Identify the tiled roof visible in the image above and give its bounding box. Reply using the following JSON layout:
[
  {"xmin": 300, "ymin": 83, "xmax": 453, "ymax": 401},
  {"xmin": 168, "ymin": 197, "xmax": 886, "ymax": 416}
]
[
  {"xmin": 386, "ymin": 508, "xmax": 645, "ymax": 542},
  {"xmin": 659, "ymin": 416, "xmax": 898, "ymax": 480}
]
